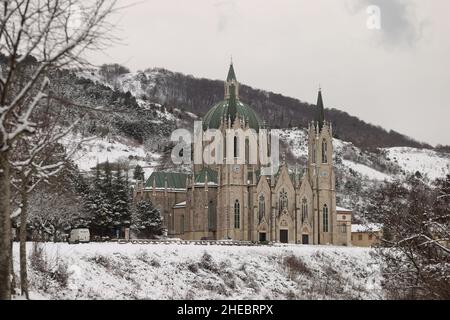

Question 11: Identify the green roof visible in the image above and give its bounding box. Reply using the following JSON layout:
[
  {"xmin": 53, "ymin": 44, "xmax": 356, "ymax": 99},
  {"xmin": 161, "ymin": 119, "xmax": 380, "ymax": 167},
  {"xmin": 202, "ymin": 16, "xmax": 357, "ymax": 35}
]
[
  {"xmin": 227, "ymin": 63, "xmax": 237, "ymax": 81},
  {"xmin": 202, "ymin": 100, "xmax": 262, "ymax": 132},
  {"xmin": 195, "ymin": 167, "xmax": 218, "ymax": 184},
  {"xmin": 145, "ymin": 172, "xmax": 187, "ymax": 189}
]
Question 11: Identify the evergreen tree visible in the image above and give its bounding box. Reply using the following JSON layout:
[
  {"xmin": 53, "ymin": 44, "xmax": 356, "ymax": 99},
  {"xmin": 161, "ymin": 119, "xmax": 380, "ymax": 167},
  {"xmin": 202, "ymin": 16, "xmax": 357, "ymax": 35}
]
[
  {"xmin": 101, "ymin": 160, "xmax": 113, "ymax": 201},
  {"xmin": 131, "ymin": 200, "xmax": 163, "ymax": 238},
  {"xmin": 70, "ymin": 170, "xmax": 92, "ymax": 228},
  {"xmin": 86, "ymin": 163, "xmax": 113, "ymax": 237},
  {"xmin": 133, "ymin": 164, "xmax": 145, "ymax": 181},
  {"xmin": 112, "ymin": 166, "xmax": 131, "ymax": 234}
]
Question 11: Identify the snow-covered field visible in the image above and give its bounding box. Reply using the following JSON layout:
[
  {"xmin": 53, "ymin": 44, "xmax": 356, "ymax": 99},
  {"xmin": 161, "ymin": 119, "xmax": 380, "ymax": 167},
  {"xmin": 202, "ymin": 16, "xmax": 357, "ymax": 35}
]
[{"xmin": 14, "ymin": 242, "xmax": 383, "ymax": 300}]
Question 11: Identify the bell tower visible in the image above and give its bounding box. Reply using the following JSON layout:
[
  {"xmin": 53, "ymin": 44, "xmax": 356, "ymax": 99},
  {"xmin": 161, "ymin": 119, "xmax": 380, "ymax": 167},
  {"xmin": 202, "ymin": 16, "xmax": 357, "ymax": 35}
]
[{"xmin": 307, "ymin": 89, "xmax": 336, "ymax": 245}]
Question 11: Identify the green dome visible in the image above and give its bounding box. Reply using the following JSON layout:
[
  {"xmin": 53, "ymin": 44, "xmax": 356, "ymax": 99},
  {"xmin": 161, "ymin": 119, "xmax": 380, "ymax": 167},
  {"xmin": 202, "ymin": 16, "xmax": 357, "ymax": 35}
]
[{"xmin": 202, "ymin": 99, "xmax": 262, "ymax": 132}]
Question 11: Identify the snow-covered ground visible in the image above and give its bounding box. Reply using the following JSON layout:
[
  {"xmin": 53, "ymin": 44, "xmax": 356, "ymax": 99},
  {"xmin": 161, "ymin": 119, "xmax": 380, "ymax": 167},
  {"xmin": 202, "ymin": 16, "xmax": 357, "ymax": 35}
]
[{"xmin": 15, "ymin": 242, "xmax": 383, "ymax": 300}]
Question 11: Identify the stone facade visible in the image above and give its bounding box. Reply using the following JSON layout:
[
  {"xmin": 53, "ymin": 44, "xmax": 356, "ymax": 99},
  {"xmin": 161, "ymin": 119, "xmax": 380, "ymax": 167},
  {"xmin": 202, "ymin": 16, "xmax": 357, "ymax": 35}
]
[{"xmin": 133, "ymin": 63, "xmax": 351, "ymax": 245}]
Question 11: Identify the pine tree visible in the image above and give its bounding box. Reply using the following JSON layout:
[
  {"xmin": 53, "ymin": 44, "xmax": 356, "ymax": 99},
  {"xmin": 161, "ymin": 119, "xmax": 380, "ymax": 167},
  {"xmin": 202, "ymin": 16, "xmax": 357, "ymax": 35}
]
[
  {"xmin": 112, "ymin": 166, "xmax": 131, "ymax": 236},
  {"xmin": 101, "ymin": 160, "xmax": 113, "ymax": 201},
  {"xmin": 133, "ymin": 164, "xmax": 145, "ymax": 181},
  {"xmin": 85, "ymin": 163, "xmax": 113, "ymax": 237},
  {"xmin": 131, "ymin": 200, "xmax": 163, "ymax": 238}
]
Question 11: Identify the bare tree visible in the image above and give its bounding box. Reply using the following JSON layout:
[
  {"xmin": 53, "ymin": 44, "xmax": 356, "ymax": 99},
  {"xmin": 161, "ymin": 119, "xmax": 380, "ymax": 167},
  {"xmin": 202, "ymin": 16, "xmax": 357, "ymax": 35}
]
[
  {"xmin": 10, "ymin": 107, "xmax": 89, "ymax": 298},
  {"xmin": 371, "ymin": 175, "xmax": 450, "ymax": 299},
  {"xmin": 0, "ymin": 0, "xmax": 118, "ymax": 299}
]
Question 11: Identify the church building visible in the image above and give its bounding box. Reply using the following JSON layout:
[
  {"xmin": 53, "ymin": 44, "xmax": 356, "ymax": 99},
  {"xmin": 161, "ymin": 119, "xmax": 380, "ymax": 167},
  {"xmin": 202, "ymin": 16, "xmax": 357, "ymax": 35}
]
[{"xmin": 133, "ymin": 63, "xmax": 351, "ymax": 245}]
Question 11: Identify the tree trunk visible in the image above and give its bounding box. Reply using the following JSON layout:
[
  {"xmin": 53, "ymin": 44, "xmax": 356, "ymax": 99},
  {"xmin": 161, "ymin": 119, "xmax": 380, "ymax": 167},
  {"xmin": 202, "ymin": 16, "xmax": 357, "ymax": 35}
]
[
  {"xmin": 10, "ymin": 239, "xmax": 16, "ymax": 296},
  {"xmin": 0, "ymin": 152, "xmax": 12, "ymax": 300},
  {"xmin": 19, "ymin": 174, "xmax": 29, "ymax": 299}
]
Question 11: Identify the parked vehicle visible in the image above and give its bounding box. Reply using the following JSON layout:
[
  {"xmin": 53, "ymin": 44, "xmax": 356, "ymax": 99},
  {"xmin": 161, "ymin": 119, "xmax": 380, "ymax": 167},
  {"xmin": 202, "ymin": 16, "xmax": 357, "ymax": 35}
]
[{"xmin": 68, "ymin": 228, "xmax": 90, "ymax": 244}]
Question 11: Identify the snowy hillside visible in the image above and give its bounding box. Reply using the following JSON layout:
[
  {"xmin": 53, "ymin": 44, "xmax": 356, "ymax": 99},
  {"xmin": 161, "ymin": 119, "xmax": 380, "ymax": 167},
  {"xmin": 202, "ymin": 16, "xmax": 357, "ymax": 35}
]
[
  {"xmin": 277, "ymin": 128, "xmax": 449, "ymax": 183},
  {"xmin": 63, "ymin": 134, "xmax": 161, "ymax": 178},
  {"xmin": 384, "ymin": 147, "xmax": 450, "ymax": 181},
  {"xmin": 16, "ymin": 243, "xmax": 383, "ymax": 300}
]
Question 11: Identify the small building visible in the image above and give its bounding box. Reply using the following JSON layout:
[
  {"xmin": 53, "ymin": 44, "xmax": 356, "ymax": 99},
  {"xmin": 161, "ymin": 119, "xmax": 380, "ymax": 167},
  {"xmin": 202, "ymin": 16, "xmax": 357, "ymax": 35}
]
[
  {"xmin": 351, "ymin": 223, "xmax": 382, "ymax": 247},
  {"xmin": 336, "ymin": 207, "xmax": 352, "ymax": 246}
]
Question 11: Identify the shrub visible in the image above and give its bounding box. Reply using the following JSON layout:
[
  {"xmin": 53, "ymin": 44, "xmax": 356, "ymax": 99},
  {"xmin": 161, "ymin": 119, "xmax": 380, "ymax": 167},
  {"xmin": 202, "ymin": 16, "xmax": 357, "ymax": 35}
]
[
  {"xmin": 187, "ymin": 263, "xmax": 199, "ymax": 274},
  {"xmin": 283, "ymin": 254, "xmax": 311, "ymax": 279},
  {"xmin": 198, "ymin": 252, "xmax": 218, "ymax": 273}
]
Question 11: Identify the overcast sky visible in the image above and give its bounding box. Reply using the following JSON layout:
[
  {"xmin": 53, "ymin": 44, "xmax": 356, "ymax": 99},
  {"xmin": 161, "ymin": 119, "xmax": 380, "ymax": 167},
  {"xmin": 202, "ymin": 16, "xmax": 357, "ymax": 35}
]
[{"xmin": 88, "ymin": 0, "xmax": 450, "ymax": 146}]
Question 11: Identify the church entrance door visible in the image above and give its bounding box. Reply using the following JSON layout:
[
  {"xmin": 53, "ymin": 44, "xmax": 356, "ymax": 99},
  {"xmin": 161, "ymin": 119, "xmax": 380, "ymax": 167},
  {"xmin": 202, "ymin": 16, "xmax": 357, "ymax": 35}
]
[
  {"xmin": 259, "ymin": 232, "xmax": 266, "ymax": 242},
  {"xmin": 280, "ymin": 230, "xmax": 288, "ymax": 243},
  {"xmin": 302, "ymin": 234, "xmax": 309, "ymax": 244}
]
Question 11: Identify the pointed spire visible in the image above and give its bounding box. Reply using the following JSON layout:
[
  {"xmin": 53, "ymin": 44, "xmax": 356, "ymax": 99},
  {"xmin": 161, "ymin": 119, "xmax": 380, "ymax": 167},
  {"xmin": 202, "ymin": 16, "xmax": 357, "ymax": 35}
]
[
  {"xmin": 315, "ymin": 87, "xmax": 325, "ymax": 131},
  {"xmin": 228, "ymin": 83, "xmax": 237, "ymax": 123},
  {"xmin": 227, "ymin": 60, "xmax": 237, "ymax": 82}
]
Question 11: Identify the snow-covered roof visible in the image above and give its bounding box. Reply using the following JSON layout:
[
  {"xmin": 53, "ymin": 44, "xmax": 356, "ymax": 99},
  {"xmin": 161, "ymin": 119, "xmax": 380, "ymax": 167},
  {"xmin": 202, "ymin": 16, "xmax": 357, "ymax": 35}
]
[
  {"xmin": 336, "ymin": 206, "xmax": 352, "ymax": 212},
  {"xmin": 173, "ymin": 201, "xmax": 186, "ymax": 208},
  {"xmin": 351, "ymin": 223, "xmax": 382, "ymax": 233}
]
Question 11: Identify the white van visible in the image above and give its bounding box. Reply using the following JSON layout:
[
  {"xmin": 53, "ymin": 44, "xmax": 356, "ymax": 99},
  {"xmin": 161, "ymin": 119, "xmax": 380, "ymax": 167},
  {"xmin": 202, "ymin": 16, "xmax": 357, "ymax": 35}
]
[{"xmin": 68, "ymin": 228, "xmax": 90, "ymax": 244}]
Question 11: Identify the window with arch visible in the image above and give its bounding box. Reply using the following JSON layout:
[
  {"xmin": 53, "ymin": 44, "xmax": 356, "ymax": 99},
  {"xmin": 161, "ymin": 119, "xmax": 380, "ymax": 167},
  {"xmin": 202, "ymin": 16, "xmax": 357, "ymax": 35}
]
[
  {"xmin": 208, "ymin": 200, "xmax": 216, "ymax": 231},
  {"xmin": 301, "ymin": 198, "xmax": 308, "ymax": 222},
  {"xmin": 258, "ymin": 194, "xmax": 265, "ymax": 222},
  {"xmin": 323, "ymin": 204, "xmax": 329, "ymax": 232},
  {"xmin": 234, "ymin": 136, "xmax": 238, "ymax": 158},
  {"xmin": 245, "ymin": 138, "xmax": 249, "ymax": 164},
  {"xmin": 234, "ymin": 200, "xmax": 240, "ymax": 229},
  {"xmin": 322, "ymin": 139, "xmax": 328, "ymax": 164},
  {"xmin": 279, "ymin": 189, "xmax": 288, "ymax": 212},
  {"xmin": 312, "ymin": 143, "xmax": 316, "ymax": 163}
]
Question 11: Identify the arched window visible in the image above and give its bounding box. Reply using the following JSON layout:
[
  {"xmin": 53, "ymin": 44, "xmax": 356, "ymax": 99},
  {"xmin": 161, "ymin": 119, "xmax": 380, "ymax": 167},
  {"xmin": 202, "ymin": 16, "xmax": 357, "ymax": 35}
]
[
  {"xmin": 279, "ymin": 189, "xmax": 288, "ymax": 212},
  {"xmin": 245, "ymin": 138, "xmax": 249, "ymax": 164},
  {"xmin": 258, "ymin": 194, "xmax": 265, "ymax": 222},
  {"xmin": 301, "ymin": 198, "xmax": 308, "ymax": 222},
  {"xmin": 234, "ymin": 200, "xmax": 240, "ymax": 229},
  {"xmin": 208, "ymin": 201, "xmax": 216, "ymax": 231},
  {"xmin": 312, "ymin": 143, "xmax": 316, "ymax": 163},
  {"xmin": 323, "ymin": 204, "xmax": 329, "ymax": 232},
  {"xmin": 234, "ymin": 136, "xmax": 238, "ymax": 158},
  {"xmin": 322, "ymin": 139, "xmax": 328, "ymax": 164}
]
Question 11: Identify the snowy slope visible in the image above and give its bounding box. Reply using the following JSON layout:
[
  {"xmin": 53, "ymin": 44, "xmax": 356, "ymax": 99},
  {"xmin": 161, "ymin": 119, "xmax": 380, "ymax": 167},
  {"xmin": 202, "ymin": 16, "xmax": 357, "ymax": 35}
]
[
  {"xmin": 273, "ymin": 129, "xmax": 308, "ymax": 158},
  {"xmin": 74, "ymin": 68, "xmax": 113, "ymax": 89},
  {"xmin": 342, "ymin": 160, "xmax": 392, "ymax": 181},
  {"xmin": 118, "ymin": 69, "xmax": 170, "ymax": 101},
  {"xmin": 384, "ymin": 147, "xmax": 450, "ymax": 180},
  {"xmin": 63, "ymin": 134, "xmax": 161, "ymax": 179},
  {"xmin": 277, "ymin": 128, "xmax": 449, "ymax": 182},
  {"xmin": 16, "ymin": 242, "xmax": 383, "ymax": 300}
]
